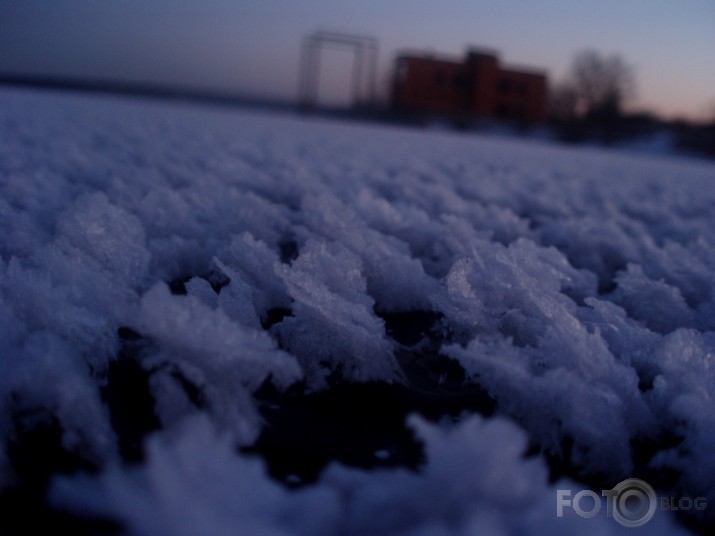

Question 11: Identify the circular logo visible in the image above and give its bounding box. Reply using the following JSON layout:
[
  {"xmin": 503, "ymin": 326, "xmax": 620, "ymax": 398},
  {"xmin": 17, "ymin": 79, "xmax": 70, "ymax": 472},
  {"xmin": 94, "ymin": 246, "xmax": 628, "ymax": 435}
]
[{"xmin": 610, "ymin": 478, "xmax": 657, "ymax": 527}]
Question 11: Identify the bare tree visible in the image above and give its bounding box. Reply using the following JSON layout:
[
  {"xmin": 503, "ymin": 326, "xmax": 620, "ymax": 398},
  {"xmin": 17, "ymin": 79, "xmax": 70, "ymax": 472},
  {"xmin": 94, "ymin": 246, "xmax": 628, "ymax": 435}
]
[
  {"xmin": 568, "ymin": 50, "xmax": 636, "ymax": 119},
  {"xmin": 550, "ymin": 50, "xmax": 637, "ymax": 143}
]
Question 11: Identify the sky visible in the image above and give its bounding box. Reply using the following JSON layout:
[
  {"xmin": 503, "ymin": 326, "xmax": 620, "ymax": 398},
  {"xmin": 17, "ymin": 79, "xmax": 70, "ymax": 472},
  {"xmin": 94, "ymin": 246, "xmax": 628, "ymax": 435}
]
[{"xmin": 1, "ymin": 0, "xmax": 713, "ymax": 121}]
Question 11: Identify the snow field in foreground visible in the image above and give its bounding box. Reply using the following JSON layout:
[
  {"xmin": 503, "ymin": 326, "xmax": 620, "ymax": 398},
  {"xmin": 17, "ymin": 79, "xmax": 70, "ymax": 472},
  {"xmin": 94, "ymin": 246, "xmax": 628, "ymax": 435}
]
[{"xmin": 1, "ymin": 88, "xmax": 714, "ymax": 534}]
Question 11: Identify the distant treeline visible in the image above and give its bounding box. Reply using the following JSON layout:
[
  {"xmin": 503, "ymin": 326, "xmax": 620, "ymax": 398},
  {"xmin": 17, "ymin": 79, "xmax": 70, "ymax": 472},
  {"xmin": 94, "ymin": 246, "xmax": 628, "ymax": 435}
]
[
  {"xmin": 549, "ymin": 112, "xmax": 715, "ymax": 159},
  {"xmin": 546, "ymin": 50, "xmax": 715, "ymax": 158}
]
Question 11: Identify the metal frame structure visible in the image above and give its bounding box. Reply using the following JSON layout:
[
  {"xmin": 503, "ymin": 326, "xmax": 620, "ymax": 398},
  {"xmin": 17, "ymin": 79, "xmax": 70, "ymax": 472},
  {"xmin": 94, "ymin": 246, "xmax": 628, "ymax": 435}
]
[{"xmin": 299, "ymin": 31, "xmax": 378, "ymax": 110}]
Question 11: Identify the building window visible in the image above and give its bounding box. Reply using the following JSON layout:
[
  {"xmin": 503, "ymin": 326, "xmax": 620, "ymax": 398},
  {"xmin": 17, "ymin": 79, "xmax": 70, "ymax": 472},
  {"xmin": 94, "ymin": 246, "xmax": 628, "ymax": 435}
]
[
  {"xmin": 454, "ymin": 73, "xmax": 471, "ymax": 89},
  {"xmin": 396, "ymin": 61, "xmax": 408, "ymax": 82},
  {"xmin": 498, "ymin": 79, "xmax": 511, "ymax": 95}
]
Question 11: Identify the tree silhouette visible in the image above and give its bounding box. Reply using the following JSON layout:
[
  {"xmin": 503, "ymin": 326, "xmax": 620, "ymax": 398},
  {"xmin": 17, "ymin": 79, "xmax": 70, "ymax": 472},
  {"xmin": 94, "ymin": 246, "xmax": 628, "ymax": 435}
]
[
  {"xmin": 550, "ymin": 50, "xmax": 636, "ymax": 143},
  {"xmin": 569, "ymin": 50, "xmax": 636, "ymax": 119}
]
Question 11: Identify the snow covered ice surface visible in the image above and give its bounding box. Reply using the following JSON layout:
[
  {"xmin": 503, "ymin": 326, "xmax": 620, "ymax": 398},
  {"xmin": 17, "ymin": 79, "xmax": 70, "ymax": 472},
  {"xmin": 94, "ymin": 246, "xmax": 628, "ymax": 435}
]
[{"xmin": 0, "ymin": 87, "xmax": 714, "ymax": 535}]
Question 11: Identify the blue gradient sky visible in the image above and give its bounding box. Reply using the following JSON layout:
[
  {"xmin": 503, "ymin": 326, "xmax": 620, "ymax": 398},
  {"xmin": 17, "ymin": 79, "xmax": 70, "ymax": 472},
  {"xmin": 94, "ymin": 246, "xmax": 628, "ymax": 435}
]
[{"xmin": 1, "ymin": 0, "xmax": 713, "ymax": 120}]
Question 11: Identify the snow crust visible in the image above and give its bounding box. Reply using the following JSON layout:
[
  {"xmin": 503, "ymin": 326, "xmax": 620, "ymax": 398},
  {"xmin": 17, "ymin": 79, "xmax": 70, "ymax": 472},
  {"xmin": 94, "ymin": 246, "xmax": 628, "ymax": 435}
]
[
  {"xmin": 52, "ymin": 414, "xmax": 687, "ymax": 536},
  {"xmin": 1, "ymin": 88, "xmax": 714, "ymax": 533}
]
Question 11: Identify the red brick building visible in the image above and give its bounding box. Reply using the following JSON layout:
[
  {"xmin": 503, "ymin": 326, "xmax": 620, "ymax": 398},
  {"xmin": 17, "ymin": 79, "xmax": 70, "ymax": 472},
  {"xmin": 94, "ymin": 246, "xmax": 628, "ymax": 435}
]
[{"xmin": 392, "ymin": 48, "xmax": 548, "ymax": 124}]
